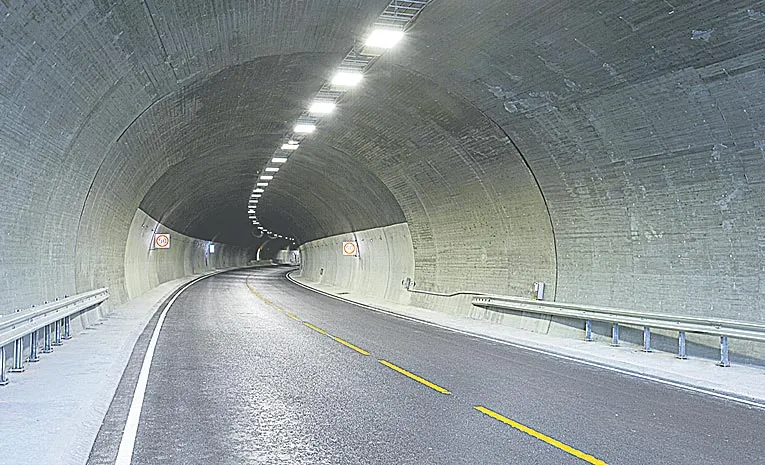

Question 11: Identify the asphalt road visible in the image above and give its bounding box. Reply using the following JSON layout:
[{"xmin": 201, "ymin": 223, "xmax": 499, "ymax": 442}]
[{"xmin": 88, "ymin": 267, "xmax": 765, "ymax": 464}]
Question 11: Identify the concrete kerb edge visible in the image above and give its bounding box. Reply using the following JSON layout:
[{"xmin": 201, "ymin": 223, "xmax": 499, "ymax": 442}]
[{"xmin": 284, "ymin": 271, "xmax": 765, "ymax": 410}]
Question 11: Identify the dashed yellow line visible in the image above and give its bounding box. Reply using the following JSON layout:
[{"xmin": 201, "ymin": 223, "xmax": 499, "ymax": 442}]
[
  {"xmin": 247, "ymin": 274, "xmax": 607, "ymax": 465},
  {"xmin": 474, "ymin": 406, "xmax": 608, "ymax": 465},
  {"xmin": 378, "ymin": 360, "xmax": 451, "ymax": 395},
  {"xmin": 333, "ymin": 337, "xmax": 370, "ymax": 356},
  {"xmin": 303, "ymin": 322, "xmax": 328, "ymax": 335}
]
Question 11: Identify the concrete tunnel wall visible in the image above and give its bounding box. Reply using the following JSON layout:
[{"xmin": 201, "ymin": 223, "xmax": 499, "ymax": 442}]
[
  {"xmin": 0, "ymin": 1, "xmax": 391, "ymax": 312},
  {"xmin": 2, "ymin": 1, "xmax": 765, "ymax": 362}
]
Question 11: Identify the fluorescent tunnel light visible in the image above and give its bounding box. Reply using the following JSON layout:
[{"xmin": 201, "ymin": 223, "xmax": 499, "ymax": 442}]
[
  {"xmin": 365, "ymin": 29, "xmax": 404, "ymax": 48},
  {"xmin": 331, "ymin": 71, "xmax": 363, "ymax": 87},
  {"xmin": 294, "ymin": 124, "xmax": 316, "ymax": 133},
  {"xmin": 309, "ymin": 101, "xmax": 336, "ymax": 114}
]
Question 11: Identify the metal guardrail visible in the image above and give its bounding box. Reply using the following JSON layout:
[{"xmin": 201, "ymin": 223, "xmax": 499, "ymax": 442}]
[
  {"xmin": 472, "ymin": 295, "xmax": 765, "ymax": 367},
  {"xmin": 0, "ymin": 288, "xmax": 109, "ymax": 385}
]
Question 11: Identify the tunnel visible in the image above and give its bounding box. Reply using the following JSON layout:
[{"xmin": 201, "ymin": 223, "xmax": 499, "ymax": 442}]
[{"xmin": 1, "ymin": 1, "xmax": 765, "ymax": 464}]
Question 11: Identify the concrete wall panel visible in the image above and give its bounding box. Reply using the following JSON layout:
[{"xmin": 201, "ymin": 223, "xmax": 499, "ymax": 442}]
[
  {"xmin": 123, "ymin": 209, "xmax": 250, "ymax": 301},
  {"xmin": 299, "ymin": 223, "xmax": 415, "ymax": 306}
]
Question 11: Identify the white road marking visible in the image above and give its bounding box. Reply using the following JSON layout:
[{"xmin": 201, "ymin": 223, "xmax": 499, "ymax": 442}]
[{"xmin": 114, "ymin": 273, "xmax": 218, "ymax": 465}]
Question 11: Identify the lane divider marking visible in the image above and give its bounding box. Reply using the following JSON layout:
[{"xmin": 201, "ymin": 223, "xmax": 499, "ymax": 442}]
[
  {"xmin": 115, "ymin": 273, "xmax": 219, "ymax": 465},
  {"xmin": 249, "ymin": 271, "xmax": 610, "ymax": 463},
  {"xmin": 333, "ymin": 337, "xmax": 370, "ymax": 356},
  {"xmin": 474, "ymin": 406, "xmax": 608, "ymax": 465},
  {"xmin": 378, "ymin": 359, "xmax": 451, "ymax": 395},
  {"xmin": 246, "ymin": 275, "xmax": 370, "ymax": 356},
  {"xmin": 303, "ymin": 322, "xmax": 329, "ymax": 335}
]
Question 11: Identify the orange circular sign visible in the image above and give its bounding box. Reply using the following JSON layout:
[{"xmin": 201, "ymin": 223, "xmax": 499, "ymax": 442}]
[
  {"xmin": 154, "ymin": 234, "xmax": 170, "ymax": 249},
  {"xmin": 342, "ymin": 241, "xmax": 357, "ymax": 255}
]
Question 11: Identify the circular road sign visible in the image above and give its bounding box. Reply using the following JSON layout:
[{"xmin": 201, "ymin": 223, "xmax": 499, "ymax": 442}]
[
  {"xmin": 154, "ymin": 234, "xmax": 170, "ymax": 249},
  {"xmin": 342, "ymin": 241, "xmax": 357, "ymax": 256}
]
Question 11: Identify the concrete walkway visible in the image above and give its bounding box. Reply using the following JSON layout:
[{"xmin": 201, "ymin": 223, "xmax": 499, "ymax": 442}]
[
  {"xmin": 0, "ymin": 275, "xmax": 199, "ymax": 465},
  {"xmin": 289, "ymin": 274, "xmax": 765, "ymax": 407}
]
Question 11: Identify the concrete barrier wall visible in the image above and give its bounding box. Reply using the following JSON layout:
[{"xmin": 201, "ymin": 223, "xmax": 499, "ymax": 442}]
[
  {"xmin": 274, "ymin": 249, "xmax": 300, "ymax": 266},
  {"xmin": 298, "ymin": 222, "xmax": 764, "ymax": 363},
  {"xmin": 299, "ymin": 223, "xmax": 415, "ymax": 305},
  {"xmin": 123, "ymin": 209, "xmax": 251, "ymax": 300}
]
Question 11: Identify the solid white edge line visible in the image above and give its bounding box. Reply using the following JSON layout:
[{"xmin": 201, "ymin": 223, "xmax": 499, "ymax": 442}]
[
  {"xmin": 114, "ymin": 272, "xmax": 220, "ymax": 465},
  {"xmin": 284, "ymin": 271, "xmax": 765, "ymax": 411}
]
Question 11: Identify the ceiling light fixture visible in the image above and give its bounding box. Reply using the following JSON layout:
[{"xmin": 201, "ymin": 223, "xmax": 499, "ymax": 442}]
[
  {"xmin": 331, "ymin": 71, "xmax": 363, "ymax": 87},
  {"xmin": 309, "ymin": 101, "xmax": 336, "ymax": 114},
  {"xmin": 365, "ymin": 28, "xmax": 404, "ymax": 48},
  {"xmin": 294, "ymin": 123, "xmax": 316, "ymax": 133}
]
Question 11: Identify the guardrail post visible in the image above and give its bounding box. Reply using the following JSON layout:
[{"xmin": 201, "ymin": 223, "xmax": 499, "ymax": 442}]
[
  {"xmin": 717, "ymin": 336, "xmax": 730, "ymax": 367},
  {"xmin": 677, "ymin": 331, "xmax": 687, "ymax": 359},
  {"xmin": 584, "ymin": 319, "xmax": 593, "ymax": 342},
  {"xmin": 10, "ymin": 338, "xmax": 25, "ymax": 372},
  {"xmin": 42, "ymin": 325, "xmax": 53, "ymax": 354},
  {"xmin": 29, "ymin": 331, "xmax": 40, "ymax": 362},
  {"xmin": 642, "ymin": 327, "xmax": 652, "ymax": 352},
  {"xmin": 610, "ymin": 323, "xmax": 620, "ymax": 346},
  {"xmin": 0, "ymin": 347, "xmax": 9, "ymax": 385},
  {"xmin": 52, "ymin": 320, "xmax": 63, "ymax": 346},
  {"xmin": 62, "ymin": 315, "xmax": 72, "ymax": 340}
]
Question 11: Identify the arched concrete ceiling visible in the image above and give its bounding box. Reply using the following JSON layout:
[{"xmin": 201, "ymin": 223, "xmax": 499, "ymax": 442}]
[{"xmin": 2, "ymin": 0, "xmax": 765, "ymax": 323}]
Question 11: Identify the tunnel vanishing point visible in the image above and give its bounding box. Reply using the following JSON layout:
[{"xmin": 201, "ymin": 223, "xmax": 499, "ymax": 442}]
[{"xmin": 2, "ymin": 0, "xmax": 765, "ymax": 364}]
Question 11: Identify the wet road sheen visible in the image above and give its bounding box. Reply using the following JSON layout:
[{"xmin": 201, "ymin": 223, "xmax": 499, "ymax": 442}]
[{"xmin": 89, "ymin": 268, "xmax": 765, "ymax": 465}]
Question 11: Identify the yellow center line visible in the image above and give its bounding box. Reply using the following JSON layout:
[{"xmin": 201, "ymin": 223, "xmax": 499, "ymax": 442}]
[
  {"xmin": 332, "ymin": 337, "xmax": 370, "ymax": 356},
  {"xmin": 303, "ymin": 322, "xmax": 329, "ymax": 335},
  {"xmin": 474, "ymin": 406, "xmax": 608, "ymax": 465},
  {"xmin": 286, "ymin": 312, "xmax": 302, "ymax": 322},
  {"xmin": 378, "ymin": 360, "xmax": 451, "ymax": 395},
  {"xmin": 246, "ymin": 277, "xmax": 289, "ymax": 314}
]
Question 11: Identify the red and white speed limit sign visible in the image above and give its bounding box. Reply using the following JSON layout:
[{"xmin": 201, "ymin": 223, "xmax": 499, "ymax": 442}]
[
  {"xmin": 342, "ymin": 241, "xmax": 357, "ymax": 256},
  {"xmin": 154, "ymin": 233, "xmax": 171, "ymax": 249}
]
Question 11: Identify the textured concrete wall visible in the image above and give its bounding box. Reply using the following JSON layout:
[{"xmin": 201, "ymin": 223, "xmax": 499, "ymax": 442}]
[
  {"xmin": 3, "ymin": 0, "xmax": 765, "ymax": 345},
  {"xmin": 391, "ymin": 0, "xmax": 765, "ymax": 323},
  {"xmin": 0, "ymin": 1, "xmax": 389, "ymax": 314},
  {"xmin": 299, "ymin": 223, "xmax": 415, "ymax": 305},
  {"xmin": 284, "ymin": 0, "xmax": 765, "ymax": 329},
  {"xmin": 123, "ymin": 209, "xmax": 251, "ymax": 300},
  {"xmin": 281, "ymin": 69, "xmax": 557, "ymax": 308}
]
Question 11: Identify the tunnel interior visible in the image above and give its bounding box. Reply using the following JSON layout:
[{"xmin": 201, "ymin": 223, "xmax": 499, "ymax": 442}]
[{"xmin": 2, "ymin": 0, "xmax": 765, "ymax": 349}]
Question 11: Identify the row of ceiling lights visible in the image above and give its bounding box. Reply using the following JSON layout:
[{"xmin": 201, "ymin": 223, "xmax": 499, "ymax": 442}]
[{"xmin": 247, "ymin": 1, "xmax": 433, "ymax": 245}]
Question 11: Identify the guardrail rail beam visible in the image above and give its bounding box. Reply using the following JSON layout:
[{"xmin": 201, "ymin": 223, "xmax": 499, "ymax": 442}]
[
  {"xmin": 471, "ymin": 294, "xmax": 765, "ymax": 368},
  {"xmin": 0, "ymin": 288, "xmax": 109, "ymax": 386}
]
